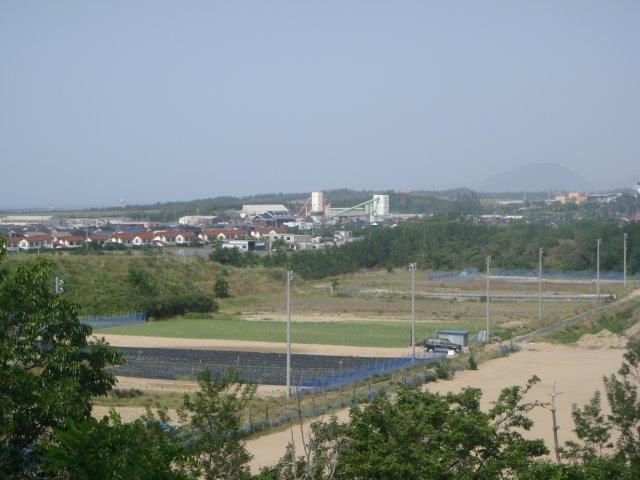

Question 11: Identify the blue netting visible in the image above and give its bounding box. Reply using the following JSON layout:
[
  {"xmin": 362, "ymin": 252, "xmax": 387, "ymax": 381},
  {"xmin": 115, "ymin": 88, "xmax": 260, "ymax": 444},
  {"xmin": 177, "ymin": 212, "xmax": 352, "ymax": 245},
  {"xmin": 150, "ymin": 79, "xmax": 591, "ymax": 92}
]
[
  {"xmin": 296, "ymin": 351, "xmax": 445, "ymax": 392},
  {"xmin": 80, "ymin": 311, "xmax": 146, "ymax": 330}
]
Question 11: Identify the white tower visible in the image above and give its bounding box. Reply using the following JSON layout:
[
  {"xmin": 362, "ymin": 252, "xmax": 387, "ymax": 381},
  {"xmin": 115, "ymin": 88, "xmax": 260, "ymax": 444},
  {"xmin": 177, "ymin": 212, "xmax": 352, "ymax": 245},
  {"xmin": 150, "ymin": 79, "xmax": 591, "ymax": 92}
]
[
  {"xmin": 372, "ymin": 194, "xmax": 389, "ymax": 216},
  {"xmin": 635, "ymin": 182, "xmax": 640, "ymax": 198},
  {"xmin": 311, "ymin": 191, "xmax": 324, "ymax": 214}
]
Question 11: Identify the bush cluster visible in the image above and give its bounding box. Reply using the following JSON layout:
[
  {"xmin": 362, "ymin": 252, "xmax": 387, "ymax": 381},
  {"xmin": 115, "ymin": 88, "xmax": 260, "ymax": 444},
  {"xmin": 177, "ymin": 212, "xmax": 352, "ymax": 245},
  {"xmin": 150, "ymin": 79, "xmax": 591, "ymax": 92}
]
[{"xmin": 144, "ymin": 292, "xmax": 218, "ymax": 319}]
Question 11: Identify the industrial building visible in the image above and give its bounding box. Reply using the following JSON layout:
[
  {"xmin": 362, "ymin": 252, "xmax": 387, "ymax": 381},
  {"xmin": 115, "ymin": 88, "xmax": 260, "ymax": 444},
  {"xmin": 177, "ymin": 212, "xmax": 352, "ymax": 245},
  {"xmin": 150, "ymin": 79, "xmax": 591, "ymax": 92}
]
[
  {"xmin": 242, "ymin": 204, "xmax": 289, "ymax": 216},
  {"xmin": 178, "ymin": 215, "xmax": 218, "ymax": 227}
]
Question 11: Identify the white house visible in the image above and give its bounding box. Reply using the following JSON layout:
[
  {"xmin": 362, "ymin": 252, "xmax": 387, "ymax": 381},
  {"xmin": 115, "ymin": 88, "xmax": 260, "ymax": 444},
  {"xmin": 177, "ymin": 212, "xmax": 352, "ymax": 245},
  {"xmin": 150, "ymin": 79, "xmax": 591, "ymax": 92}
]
[
  {"xmin": 111, "ymin": 231, "xmax": 157, "ymax": 246},
  {"xmin": 153, "ymin": 230, "xmax": 196, "ymax": 246},
  {"xmin": 54, "ymin": 234, "xmax": 85, "ymax": 248},
  {"xmin": 249, "ymin": 227, "xmax": 287, "ymax": 240},
  {"xmin": 17, "ymin": 233, "xmax": 54, "ymax": 250},
  {"xmin": 199, "ymin": 227, "xmax": 245, "ymax": 243}
]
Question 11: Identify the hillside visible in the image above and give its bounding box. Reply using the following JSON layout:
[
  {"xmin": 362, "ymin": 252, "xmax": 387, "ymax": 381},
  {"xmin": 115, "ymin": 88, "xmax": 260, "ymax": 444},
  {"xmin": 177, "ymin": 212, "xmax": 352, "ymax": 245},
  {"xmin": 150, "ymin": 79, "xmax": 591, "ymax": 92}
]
[
  {"xmin": 481, "ymin": 163, "xmax": 593, "ymax": 192},
  {"xmin": 3, "ymin": 254, "xmax": 285, "ymax": 316}
]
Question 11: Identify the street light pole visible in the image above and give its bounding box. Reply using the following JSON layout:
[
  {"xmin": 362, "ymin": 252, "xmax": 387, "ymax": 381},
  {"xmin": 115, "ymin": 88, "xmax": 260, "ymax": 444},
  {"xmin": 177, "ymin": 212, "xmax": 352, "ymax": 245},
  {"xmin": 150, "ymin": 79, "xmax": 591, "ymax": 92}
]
[
  {"xmin": 624, "ymin": 233, "xmax": 628, "ymax": 290},
  {"xmin": 486, "ymin": 255, "xmax": 491, "ymax": 342},
  {"xmin": 409, "ymin": 262, "xmax": 417, "ymax": 359},
  {"xmin": 286, "ymin": 270, "xmax": 293, "ymax": 398},
  {"xmin": 538, "ymin": 247, "xmax": 543, "ymax": 322},
  {"xmin": 596, "ymin": 238, "xmax": 601, "ymax": 302}
]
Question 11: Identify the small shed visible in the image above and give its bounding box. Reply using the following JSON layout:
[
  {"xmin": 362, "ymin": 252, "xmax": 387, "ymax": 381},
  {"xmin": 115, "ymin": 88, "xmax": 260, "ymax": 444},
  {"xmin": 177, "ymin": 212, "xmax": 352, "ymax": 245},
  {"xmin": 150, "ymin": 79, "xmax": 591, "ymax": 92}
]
[{"xmin": 437, "ymin": 329, "xmax": 469, "ymax": 348}]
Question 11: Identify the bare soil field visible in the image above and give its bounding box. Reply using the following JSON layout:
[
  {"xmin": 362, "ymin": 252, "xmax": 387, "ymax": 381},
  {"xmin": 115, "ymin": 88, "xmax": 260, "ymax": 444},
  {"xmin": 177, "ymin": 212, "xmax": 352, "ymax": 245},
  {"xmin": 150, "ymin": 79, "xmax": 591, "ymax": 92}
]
[
  {"xmin": 112, "ymin": 375, "xmax": 285, "ymax": 397},
  {"xmin": 98, "ymin": 333, "xmax": 411, "ymax": 357},
  {"xmin": 246, "ymin": 341, "xmax": 626, "ymax": 473},
  {"xmin": 324, "ymin": 270, "xmax": 627, "ymax": 296},
  {"xmin": 230, "ymin": 295, "xmax": 586, "ymax": 329}
]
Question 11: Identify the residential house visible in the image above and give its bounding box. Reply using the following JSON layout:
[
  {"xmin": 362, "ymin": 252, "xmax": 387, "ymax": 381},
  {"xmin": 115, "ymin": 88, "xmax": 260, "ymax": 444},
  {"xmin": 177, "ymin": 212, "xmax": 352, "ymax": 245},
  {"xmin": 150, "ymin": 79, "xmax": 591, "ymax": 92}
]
[
  {"xmin": 5, "ymin": 236, "xmax": 23, "ymax": 252},
  {"xmin": 199, "ymin": 227, "xmax": 245, "ymax": 243},
  {"xmin": 17, "ymin": 233, "xmax": 54, "ymax": 250},
  {"xmin": 111, "ymin": 231, "xmax": 157, "ymax": 247},
  {"xmin": 250, "ymin": 226, "xmax": 287, "ymax": 240},
  {"xmin": 153, "ymin": 230, "xmax": 196, "ymax": 246},
  {"xmin": 54, "ymin": 234, "xmax": 86, "ymax": 248},
  {"xmin": 86, "ymin": 232, "xmax": 110, "ymax": 246}
]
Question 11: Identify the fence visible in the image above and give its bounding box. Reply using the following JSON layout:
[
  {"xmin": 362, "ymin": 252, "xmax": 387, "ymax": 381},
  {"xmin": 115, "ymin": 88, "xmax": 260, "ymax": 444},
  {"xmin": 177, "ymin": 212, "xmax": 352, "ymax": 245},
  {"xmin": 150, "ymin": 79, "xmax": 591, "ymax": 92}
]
[
  {"xmin": 429, "ymin": 268, "xmax": 640, "ymax": 282},
  {"xmin": 295, "ymin": 351, "xmax": 445, "ymax": 392},
  {"xmin": 79, "ymin": 311, "xmax": 146, "ymax": 330},
  {"xmin": 513, "ymin": 303, "xmax": 615, "ymax": 343},
  {"xmin": 242, "ymin": 355, "xmax": 447, "ymax": 435}
]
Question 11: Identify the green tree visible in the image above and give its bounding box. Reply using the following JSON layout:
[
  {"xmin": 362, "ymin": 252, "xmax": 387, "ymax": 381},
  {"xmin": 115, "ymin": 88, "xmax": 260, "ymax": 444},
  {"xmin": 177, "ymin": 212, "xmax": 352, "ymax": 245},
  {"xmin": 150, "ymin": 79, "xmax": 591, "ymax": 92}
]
[
  {"xmin": 558, "ymin": 339, "xmax": 640, "ymax": 475},
  {"xmin": 127, "ymin": 265, "xmax": 158, "ymax": 296},
  {"xmin": 213, "ymin": 276, "xmax": 230, "ymax": 298},
  {"xmin": 43, "ymin": 410, "xmax": 187, "ymax": 480},
  {"xmin": 210, "ymin": 246, "xmax": 243, "ymax": 267},
  {"xmin": 178, "ymin": 370, "xmax": 257, "ymax": 480},
  {"xmin": 0, "ymin": 242, "xmax": 122, "ymax": 476},
  {"xmin": 275, "ymin": 377, "xmax": 547, "ymax": 479}
]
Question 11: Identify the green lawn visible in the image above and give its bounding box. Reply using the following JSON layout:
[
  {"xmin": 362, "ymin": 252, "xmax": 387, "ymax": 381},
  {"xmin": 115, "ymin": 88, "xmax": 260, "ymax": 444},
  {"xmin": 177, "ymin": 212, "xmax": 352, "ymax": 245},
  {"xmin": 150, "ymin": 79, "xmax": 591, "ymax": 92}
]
[{"xmin": 97, "ymin": 316, "xmax": 478, "ymax": 348}]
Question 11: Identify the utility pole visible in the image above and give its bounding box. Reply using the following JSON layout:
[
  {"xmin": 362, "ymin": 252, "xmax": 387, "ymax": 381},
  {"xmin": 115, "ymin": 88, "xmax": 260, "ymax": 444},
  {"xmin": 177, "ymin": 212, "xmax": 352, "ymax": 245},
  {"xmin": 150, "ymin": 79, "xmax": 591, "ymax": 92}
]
[
  {"xmin": 409, "ymin": 262, "xmax": 417, "ymax": 359},
  {"xmin": 286, "ymin": 270, "xmax": 293, "ymax": 398},
  {"xmin": 596, "ymin": 238, "xmax": 601, "ymax": 302},
  {"xmin": 624, "ymin": 233, "xmax": 628, "ymax": 290},
  {"xmin": 486, "ymin": 255, "xmax": 491, "ymax": 342},
  {"xmin": 538, "ymin": 247, "xmax": 543, "ymax": 322}
]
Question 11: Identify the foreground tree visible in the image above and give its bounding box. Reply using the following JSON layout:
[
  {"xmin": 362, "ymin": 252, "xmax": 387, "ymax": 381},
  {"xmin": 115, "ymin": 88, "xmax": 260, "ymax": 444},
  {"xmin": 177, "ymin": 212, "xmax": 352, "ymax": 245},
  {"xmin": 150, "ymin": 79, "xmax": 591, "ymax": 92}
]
[
  {"xmin": 42, "ymin": 410, "xmax": 187, "ymax": 480},
  {"xmin": 0, "ymin": 242, "xmax": 122, "ymax": 476},
  {"xmin": 178, "ymin": 371, "xmax": 257, "ymax": 480},
  {"xmin": 562, "ymin": 338, "xmax": 640, "ymax": 475},
  {"xmin": 273, "ymin": 377, "xmax": 548, "ymax": 479}
]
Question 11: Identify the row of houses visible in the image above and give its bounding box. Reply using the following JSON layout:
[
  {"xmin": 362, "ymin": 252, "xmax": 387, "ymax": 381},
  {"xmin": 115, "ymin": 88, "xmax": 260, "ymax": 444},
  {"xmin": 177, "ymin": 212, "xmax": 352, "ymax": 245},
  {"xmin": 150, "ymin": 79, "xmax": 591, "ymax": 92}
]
[
  {"xmin": 4, "ymin": 222, "xmax": 361, "ymax": 253},
  {"xmin": 4, "ymin": 226, "xmax": 290, "ymax": 252}
]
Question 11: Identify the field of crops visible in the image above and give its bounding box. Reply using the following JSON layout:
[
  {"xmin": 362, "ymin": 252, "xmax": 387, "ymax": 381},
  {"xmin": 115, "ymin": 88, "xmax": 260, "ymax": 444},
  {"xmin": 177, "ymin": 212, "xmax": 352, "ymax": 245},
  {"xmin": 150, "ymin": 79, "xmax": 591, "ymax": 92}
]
[{"xmin": 113, "ymin": 347, "xmax": 417, "ymax": 385}]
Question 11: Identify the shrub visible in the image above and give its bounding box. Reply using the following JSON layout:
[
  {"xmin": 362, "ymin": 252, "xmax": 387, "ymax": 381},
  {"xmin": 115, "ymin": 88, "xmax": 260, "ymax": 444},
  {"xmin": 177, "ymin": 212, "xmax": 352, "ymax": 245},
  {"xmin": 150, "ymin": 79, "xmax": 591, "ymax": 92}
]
[
  {"xmin": 435, "ymin": 361, "xmax": 452, "ymax": 380},
  {"xmin": 467, "ymin": 354, "xmax": 478, "ymax": 370},
  {"xmin": 112, "ymin": 388, "xmax": 144, "ymax": 399},
  {"xmin": 213, "ymin": 276, "xmax": 230, "ymax": 298},
  {"xmin": 144, "ymin": 292, "xmax": 218, "ymax": 319}
]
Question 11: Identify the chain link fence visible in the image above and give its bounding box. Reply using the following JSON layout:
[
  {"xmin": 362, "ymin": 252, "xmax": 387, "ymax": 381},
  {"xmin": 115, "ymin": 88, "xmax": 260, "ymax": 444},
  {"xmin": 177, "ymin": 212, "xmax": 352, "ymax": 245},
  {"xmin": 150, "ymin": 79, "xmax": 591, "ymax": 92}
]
[{"xmin": 79, "ymin": 311, "xmax": 147, "ymax": 330}]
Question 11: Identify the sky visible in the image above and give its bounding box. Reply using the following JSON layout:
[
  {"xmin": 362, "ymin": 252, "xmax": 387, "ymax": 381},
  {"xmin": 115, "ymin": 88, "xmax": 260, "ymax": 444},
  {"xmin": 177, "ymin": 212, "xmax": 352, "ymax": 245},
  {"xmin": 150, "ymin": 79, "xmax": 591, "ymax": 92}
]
[{"xmin": 1, "ymin": 1, "xmax": 639, "ymax": 209}]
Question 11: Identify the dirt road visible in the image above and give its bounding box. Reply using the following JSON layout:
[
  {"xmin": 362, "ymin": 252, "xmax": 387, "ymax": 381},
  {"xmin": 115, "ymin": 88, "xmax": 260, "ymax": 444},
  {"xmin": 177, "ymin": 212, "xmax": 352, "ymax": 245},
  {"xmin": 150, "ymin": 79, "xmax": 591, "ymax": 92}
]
[{"xmin": 246, "ymin": 341, "xmax": 625, "ymax": 473}]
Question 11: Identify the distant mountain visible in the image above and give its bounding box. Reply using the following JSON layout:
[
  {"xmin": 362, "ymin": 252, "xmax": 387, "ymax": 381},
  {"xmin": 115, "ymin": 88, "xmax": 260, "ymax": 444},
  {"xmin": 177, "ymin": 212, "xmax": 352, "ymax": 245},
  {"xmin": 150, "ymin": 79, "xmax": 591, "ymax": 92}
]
[{"xmin": 480, "ymin": 163, "xmax": 594, "ymax": 192}]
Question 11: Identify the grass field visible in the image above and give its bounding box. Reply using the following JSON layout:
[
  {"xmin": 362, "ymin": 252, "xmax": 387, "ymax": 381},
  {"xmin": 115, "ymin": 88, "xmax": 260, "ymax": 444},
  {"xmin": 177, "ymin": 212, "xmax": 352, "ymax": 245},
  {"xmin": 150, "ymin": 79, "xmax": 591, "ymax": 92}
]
[{"xmin": 98, "ymin": 316, "xmax": 480, "ymax": 347}]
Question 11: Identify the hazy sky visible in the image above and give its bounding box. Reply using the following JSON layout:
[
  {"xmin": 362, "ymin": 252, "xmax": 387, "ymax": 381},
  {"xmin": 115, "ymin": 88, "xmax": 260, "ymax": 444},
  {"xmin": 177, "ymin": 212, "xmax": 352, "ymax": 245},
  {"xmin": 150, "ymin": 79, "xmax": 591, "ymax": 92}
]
[{"xmin": 1, "ymin": 1, "xmax": 639, "ymax": 209}]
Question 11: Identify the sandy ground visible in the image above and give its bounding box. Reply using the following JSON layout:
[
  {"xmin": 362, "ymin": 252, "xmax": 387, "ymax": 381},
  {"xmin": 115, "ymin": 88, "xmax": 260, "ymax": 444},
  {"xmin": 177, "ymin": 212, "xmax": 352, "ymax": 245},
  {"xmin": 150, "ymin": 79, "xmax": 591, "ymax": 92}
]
[
  {"xmin": 113, "ymin": 375, "xmax": 287, "ymax": 397},
  {"xmin": 92, "ymin": 379, "xmax": 286, "ymax": 423},
  {"xmin": 114, "ymin": 376, "xmax": 200, "ymax": 392},
  {"xmin": 97, "ymin": 333, "xmax": 411, "ymax": 357},
  {"xmin": 246, "ymin": 341, "xmax": 626, "ymax": 473}
]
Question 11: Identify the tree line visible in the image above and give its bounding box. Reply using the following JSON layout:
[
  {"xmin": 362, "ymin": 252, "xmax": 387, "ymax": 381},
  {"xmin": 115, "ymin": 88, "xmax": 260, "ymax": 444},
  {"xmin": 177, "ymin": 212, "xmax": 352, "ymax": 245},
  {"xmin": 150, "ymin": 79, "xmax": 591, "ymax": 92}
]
[{"xmin": 212, "ymin": 219, "xmax": 640, "ymax": 279}]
